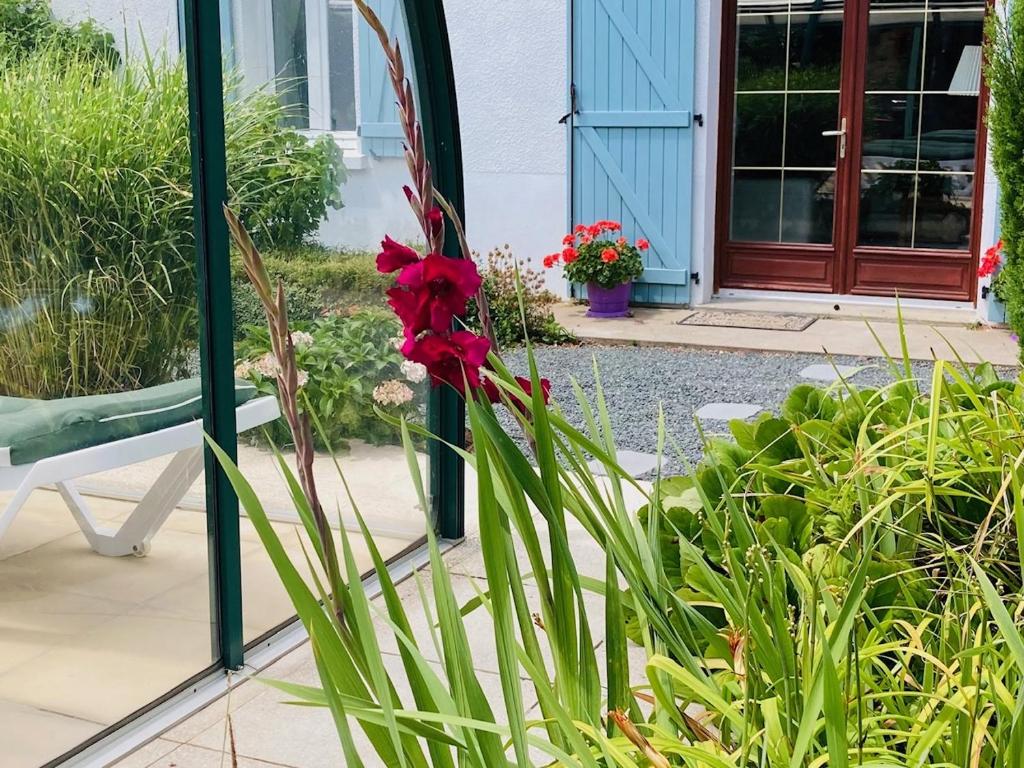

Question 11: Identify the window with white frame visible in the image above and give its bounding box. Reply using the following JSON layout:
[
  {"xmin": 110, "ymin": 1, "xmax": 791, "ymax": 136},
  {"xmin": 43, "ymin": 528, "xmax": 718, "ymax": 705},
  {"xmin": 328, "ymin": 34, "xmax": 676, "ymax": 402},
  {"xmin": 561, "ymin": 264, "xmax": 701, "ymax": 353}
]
[{"xmin": 238, "ymin": 0, "xmax": 359, "ymax": 137}]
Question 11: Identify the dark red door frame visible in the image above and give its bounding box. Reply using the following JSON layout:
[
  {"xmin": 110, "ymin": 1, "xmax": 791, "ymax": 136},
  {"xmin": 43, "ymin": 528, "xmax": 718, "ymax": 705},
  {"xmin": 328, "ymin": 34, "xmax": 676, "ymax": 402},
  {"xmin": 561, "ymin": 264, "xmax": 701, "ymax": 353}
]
[{"xmin": 714, "ymin": 0, "xmax": 987, "ymax": 302}]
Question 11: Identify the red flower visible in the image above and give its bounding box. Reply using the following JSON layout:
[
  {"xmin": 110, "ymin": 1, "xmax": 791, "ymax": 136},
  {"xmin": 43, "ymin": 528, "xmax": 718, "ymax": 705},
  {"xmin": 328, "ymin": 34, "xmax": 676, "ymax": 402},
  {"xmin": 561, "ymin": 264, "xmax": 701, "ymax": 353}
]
[
  {"xmin": 376, "ymin": 236, "xmax": 420, "ymax": 274},
  {"xmin": 616, "ymin": 236, "xmax": 627, "ymax": 246},
  {"xmin": 636, "ymin": 238, "xmax": 650, "ymax": 251},
  {"xmin": 561, "ymin": 246, "xmax": 578, "ymax": 263},
  {"xmin": 543, "ymin": 253, "xmax": 560, "ymax": 269},
  {"xmin": 562, "ymin": 234, "xmax": 575, "ymax": 246},
  {"xmin": 426, "ymin": 207, "xmax": 444, "ymax": 239},
  {"xmin": 979, "ymin": 239, "xmax": 1004, "ymax": 278},
  {"xmin": 601, "ymin": 247, "xmax": 619, "ymax": 263},
  {"xmin": 387, "ymin": 252, "xmax": 482, "ymax": 335},
  {"xmin": 482, "ymin": 375, "xmax": 551, "ymax": 413},
  {"xmin": 580, "ymin": 233, "xmax": 593, "ymax": 245},
  {"xmin": 574, "ymin": 224, "xmax": 587, "ymax": 234},
  {"xmin": 405, "ymin": 331, "xmax": 490, "ymax": 393}
]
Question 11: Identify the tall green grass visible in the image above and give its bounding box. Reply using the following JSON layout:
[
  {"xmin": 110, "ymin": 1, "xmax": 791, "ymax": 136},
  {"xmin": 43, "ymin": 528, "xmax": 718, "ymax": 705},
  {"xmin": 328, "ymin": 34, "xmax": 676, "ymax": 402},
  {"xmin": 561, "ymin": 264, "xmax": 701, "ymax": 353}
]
[{"xmin": 0, "ymin": 44, "xmax": 341, "ymax": 398}]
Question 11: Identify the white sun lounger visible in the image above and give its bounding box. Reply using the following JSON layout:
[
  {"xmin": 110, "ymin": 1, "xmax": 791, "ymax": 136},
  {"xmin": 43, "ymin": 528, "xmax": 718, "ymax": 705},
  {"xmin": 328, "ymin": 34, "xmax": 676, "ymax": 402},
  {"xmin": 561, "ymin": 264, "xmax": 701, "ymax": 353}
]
[{"xmin": 0, "ymin": 383, "xmax": 279, "ymax": 557}]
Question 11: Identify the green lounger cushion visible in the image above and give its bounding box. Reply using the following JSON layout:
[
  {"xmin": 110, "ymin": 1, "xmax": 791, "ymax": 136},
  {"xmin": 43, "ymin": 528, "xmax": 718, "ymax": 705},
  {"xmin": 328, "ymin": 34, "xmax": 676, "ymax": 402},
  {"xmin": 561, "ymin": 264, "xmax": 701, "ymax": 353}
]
[{"xmin": 0, "ymin": 378, "xmax": 258, "ymax": 466}]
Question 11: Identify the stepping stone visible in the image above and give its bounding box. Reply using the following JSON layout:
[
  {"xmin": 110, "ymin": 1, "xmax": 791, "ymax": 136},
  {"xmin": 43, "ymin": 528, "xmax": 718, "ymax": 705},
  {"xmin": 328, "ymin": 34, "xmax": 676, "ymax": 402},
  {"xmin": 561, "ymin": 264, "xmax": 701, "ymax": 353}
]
[
  {"xmin": 695, "ymin": 402, "xmax": 762, "ymax": 421},
  {"xmin": 799, "ymin": 363, "xmax": 859, "ymax": 382},
  {"xmin": 588, "ymin": 450, "xmax": 660, "ymax": 478}
]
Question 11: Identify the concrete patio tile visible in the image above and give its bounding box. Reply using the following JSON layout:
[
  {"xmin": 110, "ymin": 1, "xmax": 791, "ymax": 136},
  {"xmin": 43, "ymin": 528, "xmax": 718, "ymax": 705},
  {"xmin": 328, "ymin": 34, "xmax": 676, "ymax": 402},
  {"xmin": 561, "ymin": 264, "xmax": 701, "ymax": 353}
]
[
  {"xmin": 106, "ymin": 738, "xmax": 179, "ymax": 768},
  {"xmin": 0, "ymin": 700, "xmax": 105, "ymax": 768},
  {"xmin": 799, "ymin": 363, "xmax": 860, "ymax": 382},
  {"xmin": 587, "ymin": 449, "xmax": 659, "ymax": 478},
  {"xmin": 135, "ymin": 742, "xmax": 285, "ymax": 767},
  {"xmin": 694, "ymin": 402, "xmax": 762, "ymax": 421}
]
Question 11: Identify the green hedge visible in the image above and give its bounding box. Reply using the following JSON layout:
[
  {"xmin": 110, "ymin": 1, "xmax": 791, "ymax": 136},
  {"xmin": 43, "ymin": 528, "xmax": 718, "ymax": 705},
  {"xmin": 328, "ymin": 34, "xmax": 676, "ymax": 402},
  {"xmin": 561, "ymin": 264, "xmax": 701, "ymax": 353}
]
[{"xmin": 986, "ymin": 5, "xmax": 1024, "ymax": 344}]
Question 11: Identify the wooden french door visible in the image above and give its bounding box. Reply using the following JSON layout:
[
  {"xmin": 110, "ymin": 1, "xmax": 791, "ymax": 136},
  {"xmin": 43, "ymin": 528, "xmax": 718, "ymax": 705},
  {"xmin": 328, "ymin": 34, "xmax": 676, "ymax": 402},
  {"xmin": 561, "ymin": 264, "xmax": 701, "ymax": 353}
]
[{"xmin": 716, "ymin": 0, "xmax": 987, "ymax": 301}]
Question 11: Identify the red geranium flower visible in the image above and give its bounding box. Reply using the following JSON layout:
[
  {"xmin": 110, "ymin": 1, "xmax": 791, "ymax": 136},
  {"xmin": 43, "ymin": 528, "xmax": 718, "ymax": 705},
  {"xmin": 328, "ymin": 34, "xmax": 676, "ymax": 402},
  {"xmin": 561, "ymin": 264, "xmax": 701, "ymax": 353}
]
[
  {"xmin": 574, "ymin": 224, "xmax": 587, "ymax": 234},
  {"xmin": 562, "ymin": 234, "xmax": 575, "ymax": 246},
  {"xmin": 387, "ymin": 252, "xmax": 482, "ymax": 335},
  {"xmin": 543, "ymin": 253, "xmax": 560, "ymax": 269},
  {"xmin": 376, "ymin": 236, "xmax": 420, "ymax": 274},
  {"xmin": 979, "ymin": 241, "xmax": 1003, "ymax": 278},
  {"xmin": 636, "ymin": 238, "xmax": 650, "ymax": 251},
  {"xmin": 405, "ymin": 331, "xmax": 490, "ymax": 393},
  {"xmin": 601, "ymin": 247, "xmax": 619, "ymax": 263},
  {"xmin": 616, "ymin": 236, "xmax": 627, "ymax": 246},
  {"xmin": 562, "ymin": 246, "xmax": 578, "ymax": 263}
]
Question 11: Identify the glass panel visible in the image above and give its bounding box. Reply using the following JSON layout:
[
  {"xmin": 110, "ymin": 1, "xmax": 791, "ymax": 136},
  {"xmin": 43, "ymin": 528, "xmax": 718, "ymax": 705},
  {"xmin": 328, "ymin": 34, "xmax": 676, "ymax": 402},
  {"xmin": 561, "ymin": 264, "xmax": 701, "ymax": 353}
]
[
  {"xmin": 785, "ymin": 92, "xmax": 839, "ymax": 167},
  {"xmin": 782, "ymin": 170, "xmax": 836, "ymax": 243},
  {"xmin": 865, "ymin": 10, "xmax": 925, "ymax": 92},
  {"xmin": 735, "ymin": 93, "xmax": 785, "ymax": 166},
  {"xmin": 918, "ymin": 94, "xmax": 977, "ymax": 168},
  {"xmin": 272, "ymin": 0, "xmax": 311, "ymax": 129},
  {"xmin": 731, "ymin": 170, "xmax": 782, "ymax": 241},
  {"xmin": 862, "ymin": 93, "xmax": 920, "ymax": 171},
  {"xmin": 229, "ymin": 1, "xmax": 430, "ymax": 644},
  {"xmin": 922, "ymin": 9, "xmax": 984, "ymax": 91},
  {"xmin": 0, "ymin": 5, "xmax": 215, "ymax": 764},
  {"xmin": 736, "ymin": 14, "xmax": 788, "ymax": 91},
  {"xmin": 858, "ymin": 172, "xmax": 916, "ymax": 247},
  {"xmin": 914, "ymin": 172, "xmax": 973, "ymax": 249},
  {"xmin": 328, "ymin": 0, "xmax": 358, "ymax": 131},
  {"xmin": 788, "ymin": 11, "xmax": 844, "ymax": 90}
]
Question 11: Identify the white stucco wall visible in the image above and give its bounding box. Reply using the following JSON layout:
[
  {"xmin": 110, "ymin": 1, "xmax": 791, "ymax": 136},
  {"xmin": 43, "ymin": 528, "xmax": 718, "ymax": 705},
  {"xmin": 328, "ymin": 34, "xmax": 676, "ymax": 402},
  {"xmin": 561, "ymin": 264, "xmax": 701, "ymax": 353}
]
[{"xmin": 50, "ymin": 0, "xmax": 178, "ymax": 61}]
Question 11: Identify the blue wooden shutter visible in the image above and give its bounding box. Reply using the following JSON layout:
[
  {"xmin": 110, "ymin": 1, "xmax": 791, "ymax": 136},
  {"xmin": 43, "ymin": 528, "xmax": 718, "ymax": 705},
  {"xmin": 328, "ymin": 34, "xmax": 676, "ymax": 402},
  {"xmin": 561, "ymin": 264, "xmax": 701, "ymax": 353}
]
[
  {"xmin": 358, "ymin": 0, "xmax": 411, "ymax": 157},
  {"xmin": 571, "ymin": 0, "xmax": 696, "ymax": 305}
]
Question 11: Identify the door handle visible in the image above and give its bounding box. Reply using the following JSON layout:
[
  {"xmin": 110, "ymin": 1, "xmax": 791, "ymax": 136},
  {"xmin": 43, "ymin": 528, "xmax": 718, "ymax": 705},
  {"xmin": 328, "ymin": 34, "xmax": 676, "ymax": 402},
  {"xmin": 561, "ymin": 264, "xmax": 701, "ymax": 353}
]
[{"xmin": 822, "ymin": 117, "xmax": 848, "ymax": 159}]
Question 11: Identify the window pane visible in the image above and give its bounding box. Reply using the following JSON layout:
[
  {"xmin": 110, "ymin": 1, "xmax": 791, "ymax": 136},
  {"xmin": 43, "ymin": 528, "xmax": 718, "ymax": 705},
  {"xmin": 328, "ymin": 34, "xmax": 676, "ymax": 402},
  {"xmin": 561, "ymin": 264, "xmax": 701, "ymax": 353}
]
[
  {"xmin": 272, "ymin": 0, "xmax": 310, "ymax": 129},
  {"xmin": 919, "ymin": 94, "xmax": 977, "ymax": 168},
  {"xmin": 922, "ymin": 10, "xmax": 984, "ymax": 91},
  {"xmin": 328, "ymin": 0, "xmax": 357, "ymax": 132},
  {"xmin": 782, "ymin": 170, "xmax": 836, "ymax": 243},
  {"xmin": 734, "ymin": 93, "xmax": 784, "ymax": 167},
  {"xmin": 788, "ymin": 11, "xmax": 844, "ymax": 91},
  {"xmin": 865, "ymin": 10, "xmax": 924, "ymax": 91},
  {"xmin": 785, "ymin": 92, "xmax": 840, "ymax": 168},
  {"xmin": 858, "ymin": 171, "xmax": 916, "ymax": 247},
  {"xmin": 914, "ymin": 172, "xmax": 972, "ymax": 249},
  {"xmin": 736, "ymin": 14, "xmax": 788, "ymax": 91},
  {"xmin": 861, "ymin": 93, "xmax": 920, "ymax": 172},
  {"xmin": 731, "ymin": 170, "xmax": 782, "ymax": 241}
]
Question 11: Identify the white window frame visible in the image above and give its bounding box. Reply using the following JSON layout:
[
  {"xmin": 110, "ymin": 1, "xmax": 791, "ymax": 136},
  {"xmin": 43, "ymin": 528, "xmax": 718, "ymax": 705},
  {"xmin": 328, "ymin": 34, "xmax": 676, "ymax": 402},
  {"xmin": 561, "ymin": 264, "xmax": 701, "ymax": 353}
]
[{"xmin": 232, "ymin": 0, "xmax": 364, "ymax": 164}]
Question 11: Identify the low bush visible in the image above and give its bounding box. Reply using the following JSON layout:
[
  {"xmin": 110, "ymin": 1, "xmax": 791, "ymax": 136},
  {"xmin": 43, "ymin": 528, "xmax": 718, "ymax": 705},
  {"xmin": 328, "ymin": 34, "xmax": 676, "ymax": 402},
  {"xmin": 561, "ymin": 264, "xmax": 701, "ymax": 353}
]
[
  {"xmin": 465, "ymin": 245, "xmax": 574, "ymax": 348},
  {"xmin": 0, "ymin": 44, "xmax": 342, "ymax": 398},
  {"xmin": 234, "ymin": 308, "xmax": 426, "ymax": 449},
  {"xmin": 0, "ymin": 0, "xmax": 118, "ymax": 69}
]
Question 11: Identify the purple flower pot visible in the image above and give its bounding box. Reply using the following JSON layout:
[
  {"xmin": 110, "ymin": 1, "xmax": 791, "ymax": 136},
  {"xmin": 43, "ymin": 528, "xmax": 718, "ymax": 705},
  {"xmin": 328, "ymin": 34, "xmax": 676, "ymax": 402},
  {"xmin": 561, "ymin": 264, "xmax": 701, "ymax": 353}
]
[{"xmin": 586, "ymin": 281, "xmax": 632, "ymax": 318}]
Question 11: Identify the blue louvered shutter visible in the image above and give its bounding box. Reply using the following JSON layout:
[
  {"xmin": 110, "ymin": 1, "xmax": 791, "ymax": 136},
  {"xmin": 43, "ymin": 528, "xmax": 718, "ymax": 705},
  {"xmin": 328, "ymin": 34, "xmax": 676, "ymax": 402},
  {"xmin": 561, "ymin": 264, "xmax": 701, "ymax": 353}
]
[
  {"xmin": 358, "ymin": 0, "xmax": 411, "ymax": 157},
  {"xmin": 571, "ymin": 0, "xmax": 696, "ymax": 305}
]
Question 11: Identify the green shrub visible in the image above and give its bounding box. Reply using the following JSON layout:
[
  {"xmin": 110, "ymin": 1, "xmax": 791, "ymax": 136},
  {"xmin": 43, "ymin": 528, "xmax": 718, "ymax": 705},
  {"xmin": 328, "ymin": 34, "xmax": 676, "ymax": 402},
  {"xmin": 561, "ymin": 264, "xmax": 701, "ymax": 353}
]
[
  {"xmin": 0, "ymin": 0, "xmax": 119, "ymax": 69},
  {"xmin": 986, "ymin": 4, "xmax": 1024, "ymax": 346},
  {"xmin": 234, "ymin": 309, "xmax": 425, "ymax": 448},
  {"xmin": 0, "ymin": 48, "xmax": 342, "ymax": 398},
  {"xmin": 465, "ymin": 245, "xmax": 575, "ymax": 347}
]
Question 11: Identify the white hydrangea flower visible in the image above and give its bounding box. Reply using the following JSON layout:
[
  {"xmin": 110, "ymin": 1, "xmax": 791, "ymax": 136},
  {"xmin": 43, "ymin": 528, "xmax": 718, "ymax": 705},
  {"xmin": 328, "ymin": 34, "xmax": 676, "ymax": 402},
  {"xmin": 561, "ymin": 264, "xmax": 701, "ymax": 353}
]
[
  {"xmin": 234, "ymin": 360, "xmax": 255, "ymax": 378},
  {"xmin": 373, "ymin": 379, "xmax": 415, "ymax": 407},
  {"xmin": 291, "ymin": 330, "xmax": 315, "ymax": 349},
  {"xmin": 253, "ymin": 352, "xmax": 281, "ymax": 379},
  {"xmin": 390, "ymin": 335, "xmax": 405, "ymax": 351},
  {"xmin": 400, "ymin": 360, "xmax": 427, "ymax": 384},
  {"xmin": 295, "ymin": 369, "xmax": 309, "ymax": 388}
]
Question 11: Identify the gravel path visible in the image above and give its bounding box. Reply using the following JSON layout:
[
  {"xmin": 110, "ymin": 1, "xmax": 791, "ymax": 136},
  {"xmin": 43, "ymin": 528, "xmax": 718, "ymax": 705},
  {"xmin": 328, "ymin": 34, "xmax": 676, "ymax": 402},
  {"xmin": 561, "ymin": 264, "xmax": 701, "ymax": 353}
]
[{"xmin": 499, "ymin": 344, "xmax": 1019, "ymax": 473}]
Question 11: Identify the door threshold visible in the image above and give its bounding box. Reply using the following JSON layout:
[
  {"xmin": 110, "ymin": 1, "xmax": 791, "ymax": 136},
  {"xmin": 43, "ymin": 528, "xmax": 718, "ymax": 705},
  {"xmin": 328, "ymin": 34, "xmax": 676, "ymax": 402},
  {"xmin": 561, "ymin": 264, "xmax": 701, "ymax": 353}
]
[
  {"xmin": 709, "ymin": 289, "xmax": 977, "ymax": 326},
  {"xmin": 59, "ymin": 539, "xmax": 444, "ymax": 768}
]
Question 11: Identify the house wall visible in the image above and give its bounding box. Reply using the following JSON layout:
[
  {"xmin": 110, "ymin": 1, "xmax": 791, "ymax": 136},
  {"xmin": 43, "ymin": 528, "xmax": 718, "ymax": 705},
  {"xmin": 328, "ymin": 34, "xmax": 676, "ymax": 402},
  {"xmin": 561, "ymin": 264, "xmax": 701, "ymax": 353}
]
[{"xmin": 50, "ymin": 0, "xmax": 179, "ymax": 60}]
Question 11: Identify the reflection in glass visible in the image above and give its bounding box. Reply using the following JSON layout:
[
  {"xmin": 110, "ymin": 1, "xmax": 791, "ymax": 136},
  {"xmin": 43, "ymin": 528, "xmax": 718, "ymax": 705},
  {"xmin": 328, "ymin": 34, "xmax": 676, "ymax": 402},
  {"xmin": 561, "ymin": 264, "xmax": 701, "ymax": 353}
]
[
  {"xmin": 736, "ymin": 14, "xmax": 787, "ymax": 91},
  {"xmin": 785, "ymin": 93, "xmax": 839, "ymax": 167},
  {"xmin": 788, "ymin": 12, "xmax": 844, "ymax": 90},
  {"xmin": 861, "ymin": 93, "xmax": 920, "ymax": 171},
  {"xmin": 328, "ymin": 0, "xmax": 358, "ymax": 132},
  {"xmin": 731, "ymin": 170, "xmax": 782, "ymax": 241},
  {"xmin": 272, "ymin": 0, "xmax": 310, "ymax": 128},
  {"xmin": 858, "ymin": 172, "xmax": 916, "ymax": 247},
  {"xmin": 782, "ymin": 171, "xmax": 836, "ymax": 243},
  {"xmin": 914, "ymin": 173, "xmax": 973, "ymax": 249},
  {"xmin": 866, "ymin": 11, "xmax": 924, "ymax": 92},
  {"xmin": 919, "ymin": 94, "xmax": 977, "ymax": 167},
  {"xmin": 922, "ymin": 10, "xmax": 984, "ymax": 90},
  {"xmin": 734, "ymin": 93, "xmax": 785, "ymax": 166}
]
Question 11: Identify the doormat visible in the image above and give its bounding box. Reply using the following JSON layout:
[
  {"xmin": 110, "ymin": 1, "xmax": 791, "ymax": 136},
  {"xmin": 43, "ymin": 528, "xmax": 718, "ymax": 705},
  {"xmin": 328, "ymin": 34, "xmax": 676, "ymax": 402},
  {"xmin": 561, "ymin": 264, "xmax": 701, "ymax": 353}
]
[{"xmin": 678, "ymin": 310, "xmax": 818, "ymax": 332}]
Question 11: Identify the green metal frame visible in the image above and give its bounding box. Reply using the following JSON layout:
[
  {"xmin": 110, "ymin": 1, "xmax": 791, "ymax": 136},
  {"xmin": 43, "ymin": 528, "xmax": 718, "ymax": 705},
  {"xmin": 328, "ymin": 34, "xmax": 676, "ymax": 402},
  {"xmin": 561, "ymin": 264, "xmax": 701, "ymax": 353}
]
[{"xmin": 182, "ymin": 0, "xmax": 466, "ymax": 671}]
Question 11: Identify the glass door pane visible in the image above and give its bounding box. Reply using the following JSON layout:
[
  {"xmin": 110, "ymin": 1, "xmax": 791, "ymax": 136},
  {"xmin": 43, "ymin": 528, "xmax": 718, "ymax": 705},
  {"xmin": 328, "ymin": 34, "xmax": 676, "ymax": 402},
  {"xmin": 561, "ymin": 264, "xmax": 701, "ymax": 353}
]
[
  {"xmin": 225, "ymin": 0, "xmax": 431, "ymax": 644},
  {"xmin": 0, "ymin": 6, "xmax": 217, "ymax": 764},
  {"xmin": 730, "ymin": 0, "xmax": 844, "ymax": 244},
  {"xmin": 857, "ymin": 0, "xmax": 983, "ymax": 249}
]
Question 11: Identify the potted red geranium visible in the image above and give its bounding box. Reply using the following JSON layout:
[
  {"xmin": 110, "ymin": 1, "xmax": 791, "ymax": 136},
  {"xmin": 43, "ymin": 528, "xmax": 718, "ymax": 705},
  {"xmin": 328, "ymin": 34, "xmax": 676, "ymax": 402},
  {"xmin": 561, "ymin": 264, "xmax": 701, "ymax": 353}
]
[{"xmin": 544, "ymin": 220, "xmax": 647, "ymax": 318}]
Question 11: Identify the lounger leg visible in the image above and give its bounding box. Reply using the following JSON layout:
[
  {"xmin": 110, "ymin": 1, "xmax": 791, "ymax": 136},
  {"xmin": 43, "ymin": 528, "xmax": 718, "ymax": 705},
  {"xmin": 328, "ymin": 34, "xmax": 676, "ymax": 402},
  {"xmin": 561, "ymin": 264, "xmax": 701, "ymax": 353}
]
[
  {"xmin": 57, "ymin": 447, "xmax": 204, "ymax": 557},
  {"xmin": 0, "ymin": 481, "xmax": 35, "ymax": 544}
]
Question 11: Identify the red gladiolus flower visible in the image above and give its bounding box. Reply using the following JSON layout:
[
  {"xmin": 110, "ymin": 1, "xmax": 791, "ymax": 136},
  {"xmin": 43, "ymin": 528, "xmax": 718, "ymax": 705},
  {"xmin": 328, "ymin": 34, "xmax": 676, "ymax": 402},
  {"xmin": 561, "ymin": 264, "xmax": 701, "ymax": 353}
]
[
  {"xmin": 562, "ymin": 234, "xmax": 575, "ymax": 246},
  {"xmin": 481, "ymin": 375, "xmax": 551, "ymax": 413},
  {"xmin": 562, "ymin": 246, "xmax": 578, "ymax": 263},
  {"xmin": 376, "ymin": 235, "xmax": 420, "ymax": 274},
  {"xmin": 636, "ymin": 238, "xmax": 650, "ymax": 250},
  {"xmin": 601, "ymin": 247, "xmax": 619, "ymax": 263},
  {"xmin": 426, "ymin": 207, "xmax": 444, "ymax": 239},
  {"xmin": 543, "ymin": 253, "xmax": 560, "ymax": 269},
  {"xmin": 405, "ymin": 331, "xmax": 490, "ymax": 393},
  {"xmin": 387, "ymin": 252, "xmax": 482, "ymax": 335}
]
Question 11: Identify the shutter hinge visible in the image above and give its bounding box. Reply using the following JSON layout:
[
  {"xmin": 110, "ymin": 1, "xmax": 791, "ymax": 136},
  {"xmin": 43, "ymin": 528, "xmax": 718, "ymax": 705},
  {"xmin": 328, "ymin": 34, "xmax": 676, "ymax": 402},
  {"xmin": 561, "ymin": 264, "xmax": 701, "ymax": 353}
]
[
  {"xmin": 691, "ymin": 272, "xmax": 701, "ymax": 285},
  {"xmin": 559, "ymin": 83, "xmax": 579, "ymax": 125},
  {"xmin": 694, "ymin": 113, "xmax": 704, "ymax": 127}
]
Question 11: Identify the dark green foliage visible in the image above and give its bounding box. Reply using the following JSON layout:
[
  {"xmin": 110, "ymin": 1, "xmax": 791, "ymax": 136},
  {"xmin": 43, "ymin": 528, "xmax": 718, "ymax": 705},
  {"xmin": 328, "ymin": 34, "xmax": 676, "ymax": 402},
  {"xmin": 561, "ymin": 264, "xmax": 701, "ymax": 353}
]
[
  {"xmin": 986, "ymin": 4, "xmax": 1024, "ymax": 347},
  {"xmin": 0, "ymin": 0, "xmax": 119, "ymax": 69},
  {"xmin": 464, "ymin": 246, "xmax": 575, "ymax": 347},
  {"xmin": 235, "ymin": 309, "xmax": 425, "ymax": 449}
]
